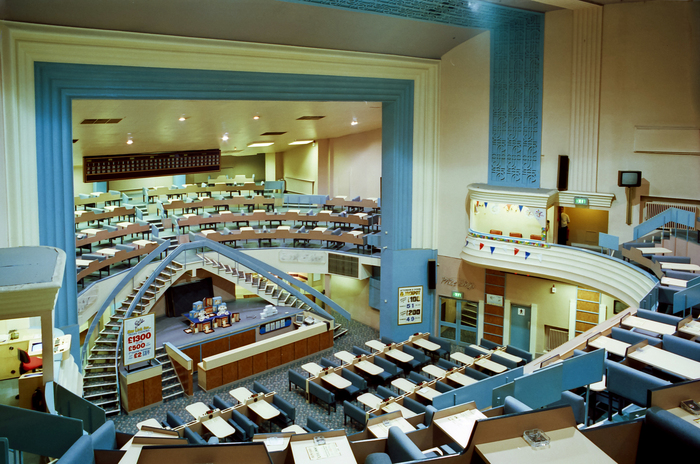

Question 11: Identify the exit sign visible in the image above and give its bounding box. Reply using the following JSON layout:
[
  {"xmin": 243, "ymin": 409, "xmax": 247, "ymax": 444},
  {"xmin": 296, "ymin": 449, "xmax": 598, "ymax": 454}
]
[
  {"xmin": 452, "ymin": 291, "xmax": 463, "ymax": 299},
  {"xmin": 574, "ymin": 197, "xmax": 589, "ymax": 206}
]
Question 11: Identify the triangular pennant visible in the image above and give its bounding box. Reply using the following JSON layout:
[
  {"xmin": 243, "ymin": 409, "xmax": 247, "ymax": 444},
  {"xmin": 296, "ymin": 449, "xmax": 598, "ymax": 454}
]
[
  {"xmin": 490, "ymin": 246, "xmax": 495, "ymax": 254},
  {"xmin": 514, "ymin": 248, "xmax": 520, "ymax": 256},
  {"xmin": 537, "ymin": 254, "xmax": 543, "ymax": 263},
  {"xmin": 484, "ymin": 202, "xmax": 488, "ymax": 208},
  {"xmin": 519, "ymin": 205, "xmax": 523, "ymax": 212},
  {"xmin": 465, "ymin": 240, "xmax": 469, "ymax": 247},
  {"xmin": 525, "ymin": 251, "xmax": 531, "ymax": 260},
  {"xmin": 479, "ymin": 243, "xmax": 484, "ymax": 250}
]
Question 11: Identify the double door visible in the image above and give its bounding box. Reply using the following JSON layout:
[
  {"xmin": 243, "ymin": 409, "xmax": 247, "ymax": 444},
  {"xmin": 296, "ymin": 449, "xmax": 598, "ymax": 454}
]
[{"xmin": 438, "ymin": 297, "xmax": 478, "ymax": 346}]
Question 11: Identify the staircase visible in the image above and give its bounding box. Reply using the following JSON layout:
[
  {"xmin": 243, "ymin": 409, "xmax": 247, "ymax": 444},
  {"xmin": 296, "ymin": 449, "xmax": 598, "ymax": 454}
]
[
  {"xmin": 156, "ymin": 346, "xmax": 185, "ymax": 401},
  {"xmin": 82, "ymin": 260, "xmax": 185, "ymax": 415},
  {"xmin": 197, "ymin": 253, "xmax": 313, "ymax": 310}
]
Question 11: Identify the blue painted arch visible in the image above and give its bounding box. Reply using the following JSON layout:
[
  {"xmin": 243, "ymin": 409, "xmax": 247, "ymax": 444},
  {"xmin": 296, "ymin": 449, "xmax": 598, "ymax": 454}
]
[{"xmin": 34, "ymin": 63, "xmax": 414, "ymax": 328}]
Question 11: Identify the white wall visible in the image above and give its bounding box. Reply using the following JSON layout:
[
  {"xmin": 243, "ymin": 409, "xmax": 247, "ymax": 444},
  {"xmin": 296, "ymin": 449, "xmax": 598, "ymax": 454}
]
[
  {"xmin": 329, "ymin": 275, "xmax": 378, "ymax": 330},
  {"xmin": 282, "ymin": 143, "xmax": 318, "ymax": 194},
  {"xmin": 437, "ymin": 32, "xmax": 491, "ymax": 258},
  {"xmin": 326, "ymin": 128, "xmax": 381, "ymax": 199}
]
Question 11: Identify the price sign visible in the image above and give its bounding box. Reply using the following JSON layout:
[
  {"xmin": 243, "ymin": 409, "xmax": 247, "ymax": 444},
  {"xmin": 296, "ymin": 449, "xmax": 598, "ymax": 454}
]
[
  {"xmin": 123, "ymin": 313, "xmax": 156, "ymax": 366},
  {"xmin": 398, "ymin": 286, "xmax": 423, "ymax": 325}
]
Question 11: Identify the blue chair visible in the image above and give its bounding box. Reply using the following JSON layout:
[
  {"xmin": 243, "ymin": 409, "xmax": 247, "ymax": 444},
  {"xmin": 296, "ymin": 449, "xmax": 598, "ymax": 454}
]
[
  {"xmin": 462, "ymin": 346, "xmax": 485, "ymax": 358},
  {"xmin": 341, "ymin": 369, "xmax": 368, "ymax": 399},
  {"xmin": 343, "ymin": 400, "xmax": 374, "ymax": 429},
  {"xmin": 272, "ymin": 395, "xmax": 296, "ymax": 428},
  {"xmin": 56, "ymin": 436, "xmax": 94, "ymax": 464},
  {"xmin": 606, "ymin": 360, "xmax": 670, "ymax": 415},
  {"xmin": 503, "ymin": 396, "xmax": 532, "ymax": 414},
  {"xmin": 662, "ymin": 334, "xmax": 700, "ymax": 362},
  {"xmin": 288, "ymin": 369, "xmax": 307, "ymax": 398},
  {"xmin": 212, "ymin": 394, "xmax": 235, "ymax": 410},
  {"xmin": 464, "ymin": 366, "xmax": 489, "ymax": 381},
  {"xmin": 320, "ymin": 357, "xmax": 340, "ymax": 369},
  {"xmin": 546, "ymin": 391, "xmax": 585, "ymax": 424},
  {"xmin": 408, "ymin": 371, "xmax": 430, "ymax": 384},
  {"xmin": 374, "ymin": 356, "xmax": 401, "ymax": 385},
  {"xmin": 387, "ymin": 426, "xmax": 426, "ymax": 462},
  {"xmin": 165, "ymin": 411, "xmax": 186, "ymax": 428},
  {"xmin": 479, "ymin": 338, "xmax": 501, "ymax": 350},
  {"xmin": 381, "ymin": 336, "xmax": 398, "ymax": 345},
  {"xmin": 304, "ymin": 416, "xmax": 330, "ymax": 433},
  {"xmin": 505, "ymin": 345, "xmax": 532, "ymax": 363},
  {"xmin": 230, "ymin": 409, "xmax": 258, "ymax": 440},
  {"xmin": 437, "ymin": 358, "xmax": 460, "ymax": 370},
  {"xmin": 308, "ymin": 381, "xmax": 336, "ymax": 414},
  {"xmin": 252, "ymin": 381, "xmax": 272, "ymax": 394},
  {"xmin": 490, "ymin": 352, "xmax": 517, "ymax": 369},
  {"xmin": 435, "ymin": 381, "xmax": 454, "ymax": 393},
  {"xmin": 402, "ymin": 397, "xmax": 427, "ymax": 416},
  {"xmin": 352, "ymin": 345, "xmax": 372, "ymax": 357},
  {"xmin": 376, "ymin": 385, "xmax": 396, "ymax": 400},
  {"xmin": 226, "ymin": 418, "xmax": 247, "ymax": 441},
  {"xmin": 637, "ymin": 309, "xmax": 682, "ymax": 326},
  {"xmin": 637, "ymin": 408, "xmax": 700, "ymax": 464},
  {"xmin": 428, "ymin": 335, "xmax": 451, "ymax": 359},
  {"xmin": 401, "ymin": 345, "xmax": 430, "ymax": 371},
  {"xmin": 610, "ymin": 327, "xmax": 662, "ymax": 347},
  {"xmin": 183, "ymin": 427, "xmax": 218, "ymax": 445}
]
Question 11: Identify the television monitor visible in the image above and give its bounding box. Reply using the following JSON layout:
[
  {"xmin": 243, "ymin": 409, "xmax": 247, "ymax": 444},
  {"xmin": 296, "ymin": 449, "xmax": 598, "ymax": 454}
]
[
  {"xmin": 618, "ymin": 170, "xmax": 642, "ymax": 187},
  {"xmin": 31, "ymin": 342, "xmax": 42, "ymax": 353},
  {"xmin": 295, "ymin": 314, "xmax": 305, "ymax": 324}
]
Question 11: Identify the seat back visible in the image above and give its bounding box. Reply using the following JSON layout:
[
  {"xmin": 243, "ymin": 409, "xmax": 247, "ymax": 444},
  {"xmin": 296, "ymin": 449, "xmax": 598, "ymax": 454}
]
[
  {"xmin": 402, "ymin": 397, "xmax": 427, "ymax": 415},
  {"xmin": 437, "ymin": 358, "xmax": 459, "ymax": 370},
  {"xmin": 90, "ymin": 421, "xmax": 117, "ymax": 451},
  {"xmin": 320, "ymin": 357, "xmax": 339, "ymax": 369},
  {"xmin": 273, "ymin": 396, "xmax": 296, "ymax": 422},
  {"xmin": 408, "ymin": 371, "xmax": 430, "ymax": 384},
  {"xmin": 464, "ymin": 366, "xmax": 489, "ymax": 381},
  {"xmin": 343, "ymin": 400, "xmax": 369, "ymax": 426},
  {"xmin": 306, "ymin": 417, "xmax": 329, "ymax": 432},
  {"xmin": 252, "ymin": 381, "xmax": 272, "ymax": 394},
  {"xmin": 402, "ymin": 345, "xmax": 428, "ymax": 363},
  {"xmin": 381, "ymin": 336, "xmax": 397, "ymax": 345},
  {"xmin": 435, "ymin": 381, "xmax": 454, "ymax": 393},
  {"xmin": 505, "ymin": 345, "xmax": 532, "ymax": 363},
  {"xmin": 479, "ymin": 338, "xmax": 500, "ymax": 350},
  {"xmin": 462, "ymin": 346, "xmax": 484, "ymax": 358},
  {"xmin": 662, "ymin": 334, "xmax": 700, "ymax": 362},
  {"xmin": 546, "ymin": 391, "xmax": 585, "ymax": 424},
  {"xmin": 636, "ymin": 309, "xmax": 682, "ymax": 326},
  {"xmin": 352, "ymin": 345, "xmax": 372, "ymax": 357},
  {"xmin": 387, "ymin": 427, "xmax": 425, "ymax": 463},
  {"xmin": 637, "ymin": 408, "xmax": 700, "ymax": 464},
  {"xmin": 230, "ymin": 409, "xmax": 257, "ymax": 439},
  {"xmin": 183, "ymin": 427, "xmax": 207, "ymax": 445},
  {"xmin": 374, "ymin": 356, "xmax": 399, "ymax": 374},
  {"xmin": 490, "ymin": 353, "xmax": 517, "ymax": 369},
  {"xmin": 606, "ymin": 361, "xmax": 670, "ymax": 405},
  {"xmin": 341, "ymin": 369, "xmax": 367, "ymax": 390},
  {"xmin": 288, "ymin": 369, "xmax": 307, "ymax": 389},
  {"xmin": 503, "ymin": 396, "xmax": 532, "ymax": 414},
  {"xmin": 610, "ymin": 327, "xmax": 662, "ymax": 346},
  {"xmin": 165, "ymin": 411, "xmax": 186, "ymax": 428},
  {"xmin": 308, "ymin": 382, "xmax": 335, "ymax": 405},
  {"xmin": 212, "ymin": 394, "xmax": 234, "ymax": 410},
  {"xmin": 376, "ymin": 385, "xmax": 396, "ymax": 400}
]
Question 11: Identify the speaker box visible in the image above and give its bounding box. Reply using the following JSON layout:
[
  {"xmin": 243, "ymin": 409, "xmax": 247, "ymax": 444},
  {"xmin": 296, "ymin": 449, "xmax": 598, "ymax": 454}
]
[
  {"xmin": 557, "ymin": 155, "xmax": 569, "ymax": 191},
  {"xmin": 427, "ymin": 259, "xmax": 436, "ymax": 290}
]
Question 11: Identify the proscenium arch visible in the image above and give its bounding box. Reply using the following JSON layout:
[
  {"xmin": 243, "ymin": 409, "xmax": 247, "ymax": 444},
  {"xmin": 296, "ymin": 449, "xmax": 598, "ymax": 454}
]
[{"xmin": 34, "ymin": 63, "xmax": 414, "ymax": 329}]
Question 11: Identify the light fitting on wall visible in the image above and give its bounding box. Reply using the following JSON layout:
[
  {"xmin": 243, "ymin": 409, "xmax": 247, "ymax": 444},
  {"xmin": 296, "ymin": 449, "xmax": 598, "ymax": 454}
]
[
  {"xmin": 253, "ymin": 114, "xmax": 260, "ymax": 120},
  {"xmin": 221, "ymin": 133, "xmax": 229, "ymax": 142},
  {"xmin": 247, "ymin": 141, "xmax": 274, "ymax": 147},
  {"xmin": 288, "ymin": 140, "xmax": 314, "ymax": 145},
  {"xmin": 351, "ymin": 117, "xmax": 358, "ymax": 126},
  {"xmin": 551, "ymin": 285, "xmax": 556, "ymax": 294},
  {"xmin": 126, "ymin": 133, "xmax": 133, "ymax": 145},
  {"xmin": 179, "ymin": 114, "xmax": 187, "ymax": 121}
]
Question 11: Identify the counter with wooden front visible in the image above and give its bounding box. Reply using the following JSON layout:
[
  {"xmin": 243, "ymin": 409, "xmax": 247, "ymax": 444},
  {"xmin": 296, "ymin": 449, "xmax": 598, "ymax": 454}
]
[
  {"xmin": 119, "ymin": 362, "xmax": 162, "ymax": 413},
  {"xmin": 197, "ymin": 320, "xmax": 333, "ymax": 391}
]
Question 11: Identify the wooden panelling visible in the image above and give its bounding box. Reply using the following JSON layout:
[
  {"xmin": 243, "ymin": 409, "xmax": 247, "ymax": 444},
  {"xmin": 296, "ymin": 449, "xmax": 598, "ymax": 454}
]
[
  {"xmin": 576, "ymin": 321, "xmax": 596, "ymax": 333},
  {"xmin": 484, "ymin": 305, "xmax": 504, "ymax": 317},
  {"xmin": 207, "ymin": 366, "xmax": 223, "ymax": 389},
  {"xmin": 485, "ymin": 274, "xmax": 505, "ymax": 286},
  {"xmin": 484, "ymin": 323, "xmax": 503, "ymax": 336},
  {"xmin": 144, "ymin": 376, "xmax": 162, "ymax": 406},
  {"xmin": 577, "ymin": 311, "xmax": 599, "ymax": 323},
  {"xmin": 577, "ymin": 300, "xmax": 599, "ymax": 312},
  {"xmin": 238, "ymin": 356, "xmax": 253, "ymax": 379},
  {"xmin": 486, "ymin": 270, "xmax": 505, "ymax": 277},
  {"xmin": 484, "ymin": 314, "xmax": 504, "ymax": 326},
  {"xmin": 280, "ymin": 343, "xmax": 295, "ymax": 364},
  {"xmin": 127, "ymin": 381, "xmax": 144, "ymax": 412},
  {"xmin": 485, "ymin": 285, "xmax": 505, "ymax": 296},
  {"xmin": 252, "ymin": 353, "xmax": 267, "ymax": 374},
  {"xmin": 294, "ymin": 339, "xmax": 308, "ymax": 359},
  {"xmin": 483, "ymin": 333, "xmax": 502, "ymax": 344},
  {"xmin": 202, "ymin": 337, "xmax": 229, "ymax": 359},
  {"xmin": 183, "ymin": 346, "xmax": 200, "ymax": 373},
  {"xmin": 241, "ymin": 330, "xmax": 256, "ymax": 346},
  {"xmin": 319, "ymin": 330, "xmax": 333, "ymax": 350},
  {"xmin": 170, "ymin": 355, "xmax": 193, "ymax": 396},
  {"xmin": 229, "ymin": 332, "xmax": 244, "ymax": 350},
  {"xmin": 578, "ymin": 289, "xmax": 600, "ymax": 302},
  {"xmin": 267, "ymin": 348, "xmax": 281, "ymax": 369},
  {"xmin": 222, "ymin": 361, "xmax": 238, "ymax": 384},
  {"xmin": 307, "ymin": 334, "xmax": 320, "ymax": 354}
]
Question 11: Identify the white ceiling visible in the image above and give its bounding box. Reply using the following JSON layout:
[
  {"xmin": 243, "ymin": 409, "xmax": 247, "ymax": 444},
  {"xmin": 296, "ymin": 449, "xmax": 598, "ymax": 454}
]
[{"xmin": 71, "ymin": 100, "xmax": 383, "ymax": 165}]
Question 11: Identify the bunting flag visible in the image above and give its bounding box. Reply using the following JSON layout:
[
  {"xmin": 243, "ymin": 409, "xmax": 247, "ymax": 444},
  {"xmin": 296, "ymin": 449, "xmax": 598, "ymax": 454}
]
[
  {"xmin": 465, "ymin": 240, "xmax": 469, "ymax": 247},
  {"xmin": 525, "ymin": 251, "xmax": 531, "ymax": 260},
  {"xmin": 479, "ymin": 243, "xmax": 484, "ymax": 250},
  {"xmin": 514, "ymin": 248, "xmax": 520, "ymax": 256},
  {"xmin": 537, "ymin": 254, "xmax": 543, "ymax": 263},
  {"xmin": 490, "ymin": 246, "xmax": 495, "ymax": 254},
  {"xmin": 484, "ymin": 202, "xmax": 488, "ymax": 208},
  {"xmin": 518, "ymin": 205, "xmax": 523, "ymax": 212},
  {"xmin": 475, "ymin": 201, "xmax": 479, "ymax": 207}
]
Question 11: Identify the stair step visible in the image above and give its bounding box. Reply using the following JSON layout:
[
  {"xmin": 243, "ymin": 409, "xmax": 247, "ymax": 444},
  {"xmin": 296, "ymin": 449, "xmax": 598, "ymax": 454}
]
[
  {"xmin": 84, "ymin": 370, "xmax": 117, "ymax": 379},
  {"xmin": 84, "ymin": 379, "xmax": 118, "ymax": 389},
  {"xmin": 84, "ymin": 388, "xmax": 117, "ymax": 400}
]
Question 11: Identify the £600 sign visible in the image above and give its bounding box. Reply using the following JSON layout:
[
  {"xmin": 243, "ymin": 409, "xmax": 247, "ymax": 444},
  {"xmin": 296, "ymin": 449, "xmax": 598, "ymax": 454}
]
[{"xmin": 123, "ymin": 313, "xmax": 156, "ymax": 366}]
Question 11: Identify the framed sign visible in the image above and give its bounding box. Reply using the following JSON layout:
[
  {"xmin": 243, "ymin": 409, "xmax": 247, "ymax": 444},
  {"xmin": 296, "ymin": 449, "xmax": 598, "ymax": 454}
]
[
  {"xmin": 123, "ymin": 313, "xmax": 156, "ymax": 366},
  {"xmin": 486, "ymin": 294, "xmax": 503, "ymax": 307},
  {"xmin": 398, "ymin": 286, "xmax": 423, "ymax": 325}
]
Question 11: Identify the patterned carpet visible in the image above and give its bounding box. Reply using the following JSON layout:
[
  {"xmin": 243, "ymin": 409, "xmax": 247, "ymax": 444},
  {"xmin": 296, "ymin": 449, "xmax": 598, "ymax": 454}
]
[{"xmin": 111, "ymin": 308, "xmax": 381, "ymax": 435}]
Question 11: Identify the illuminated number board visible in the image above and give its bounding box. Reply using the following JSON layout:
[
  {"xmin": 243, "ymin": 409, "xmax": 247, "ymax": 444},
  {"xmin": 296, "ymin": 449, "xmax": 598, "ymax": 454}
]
[{"xmin": 83, "ymin": 148, "xmax": 220, "ymax": 182}]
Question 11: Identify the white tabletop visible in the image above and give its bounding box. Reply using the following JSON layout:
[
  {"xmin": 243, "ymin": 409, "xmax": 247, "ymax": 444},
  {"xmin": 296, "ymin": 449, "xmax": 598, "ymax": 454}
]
[
  {"xmin": 391, "ymin": 377, "xmax": 417, "ymax": 394},
  {"xmin": 416, "ymin": 386, "xmax": 442, "ymax": 401},
  {"xmin": 301, "ymin": 362, "xmax": 324, "ymax": 376},
  {"xmin": 185, "ymin": 402, "xmax": 210, "ymax": 418},
  {"xmin": 290, "ymin": 434, "xmax": 357, "ymax": 464},
  {"xmin": 202, "ymin": 415, "xmax": 237, "ymax": 438},
  {"xmin": 451, "ymin": 352, "xmax": 476, "ymax": 365},
  {"xmin": 627, "ymin": 344, "xmax": 700, "ymax": 380},
  {"xmin": 201, "ymin": 229, "xmax": 218, "ymax": 236},
  {"xmin": 355, "ymin": 360, "xmax": 384, "ymax": 376},
  {"xmin": 249, "ymin": 399, "xmax": 281, "ymax": 420},
  {"xmin": 622, "ymin": 315, "xmax": 676, "ymax": 335},
  {"xmin": 475, "ymin": 357, "xmax": 507, "ymax": 374},
  {"xmin": 81, "ymin": 228, "xmax": 105, "ymax": 236},
  {"xmin": 385, "ymin": 349, "xmax": 414, "ymax": 364},
  {"xmin": 282, "ymin": 424, "xmax": 309, "ymax": 434},
  {"xmin": 95, "ymin": 248, "xmax": 119, "ymax": 256},
  {"xmin": 679, "ymin": 320, "xmax": 700, "ymax": 338},
  {"xmin": 667, "ymin": 407, "xmax": 700, "ymax": 429},
  {"xmin": 636, "ymin": 247, "xmax": 673, "ymax": 255},
  {"xmin": 365, "ymin": 340, "xmax": 387, "ymax": 352},
  {"xmin": 116, "ymin": 221, "xmax": 134, "ymax": 228},
  {"xmin": 136, "ymin": 418, "xmax": 162, "ymax": 430},
  {"xmin": 470, "ymin": 344, "xmax": 492, "ymax": 355},
  {"xmin": 133, "ymin": 239, "xmax": 156, "ymax": 247},
  {"xmin": 334, "ymin": 350, "xmax": 357, "ymax": 364},
  {"xmin": 76, "ymin": 259, "xmax": 94, "ymax": 267},
  {"xmin": 104, "ymin": 205, "xmax": 119, "ymax": 212},
  {"xmin": 494, "ymin": 348, "xmax": 523, "ymax": 363},
  {"xmin": 476, "ymin": 427, "xmax": 616, "ymax": 464},
  {"xmin": 661, "ymin": 277, "xmax": 688, "ymax": 288},
  {"xmin": 588, "ymin": 336, "xmax": 630, "ymax": 357},
  {"xmin": 422, "ymin": 364, "xmax": 447, "ymax": 379},
  {"xmin": 368, "ymin": 417, "xmax": 416, "ymax": 438},
  {"xmin": 412, "ymin": 338, "xmax": 441, "ymax": 351},
  {"xmin": 662, "ymin": 262, "xmax": 700, "ymax": 272},
  {"xmin": 320, "ymin": 372, "xmax": 352, "ymax": 390},
  {"xmin": 357, "ymin": 392, "xmax": 384, "ymax": 410},
  {"xmin": 382, "ymin": 402, "xmax": 417, "ymax": 418},
  {"xmin": 230, "ymin": 387, "xmax": 254, "ymax": 403},
  {"xmin": 254, "ymin": 434, "xmax": 292, "ymax": 452},
  {"xmin": 446, "ymin": 371, "xmax": 478, "ymax": 387},
  {"xmin": 434, "ymin": 408, "xmax": 487, "ymax": 448}
]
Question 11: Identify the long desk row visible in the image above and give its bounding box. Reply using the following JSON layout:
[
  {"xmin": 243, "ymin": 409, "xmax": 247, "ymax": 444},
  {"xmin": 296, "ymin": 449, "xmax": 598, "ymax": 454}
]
[
  {"xmin": 77, "ymin": 240, "xmax": 159, "ymax": 284},
  {"xmin": 146, "ymin": 182, "xmax": 265, "ymax": 202},
  {"xmin": 74, "ymin": 205, "xmax": 136, "ymax": 225},
  {"xmin": 162, "ymin": 195, "xmax": 275, "ymax": 215},
  {"xmin": 76, "ymin": 221, "xmax": 151, "ymax": 249},
  {"xmin": 74, "ymin": 190, "xmax": 121, "ymax": 208},
  {"xmin": 199, "ymin": 226, "xmax": 372, "ymax": 250}
]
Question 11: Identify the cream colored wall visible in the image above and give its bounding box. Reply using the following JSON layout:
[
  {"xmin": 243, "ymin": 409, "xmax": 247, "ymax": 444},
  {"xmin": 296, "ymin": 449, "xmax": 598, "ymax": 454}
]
[
  {"xmin": 73, "ymin": 166, "xmax": 92, "ymax": 196},
  {"xmin": 109, "ymin": 175, "xmax": 174, "ymax": 192},
  {"xmin": 265, "ymin": 153, "xmax": 277, "ymax": 182},
  {"xmin": 471, "ymin": 203, "xmax": 545, "ymax": 239},
  {"xmin": 437, "ymin": 31, "xmax": 491, "ymax": 258},
  {"xmin": 541, "ymin": 10, "xmax": 573, "ymax": 191},
  {"xmin": 329, "ymin": 275, "xmax": 378, "ymax": 330},
  {"xmin": 327, "ymin": 128, "xmax": 381, "ymax": 199},
  {"xmin": 282, "ymin": 143, "xmax": 318, "ymax": 194}
]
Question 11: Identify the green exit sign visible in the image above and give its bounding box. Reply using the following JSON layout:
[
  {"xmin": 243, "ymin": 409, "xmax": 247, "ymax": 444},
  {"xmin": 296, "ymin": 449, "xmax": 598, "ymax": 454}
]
[
  {"xmin": 452, "ymin": 291, "xmax": 463, "ymax": 299},
  {"xmin": 574, "ymin": 197, "xmax": 589, "ymax": 206}
]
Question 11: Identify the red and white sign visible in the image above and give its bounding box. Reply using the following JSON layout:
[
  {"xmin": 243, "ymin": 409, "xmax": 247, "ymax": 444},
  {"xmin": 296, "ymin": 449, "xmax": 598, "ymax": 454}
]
[{"xmin": 123, "ymin": 313, "xmax": 156, "ymax": 366}]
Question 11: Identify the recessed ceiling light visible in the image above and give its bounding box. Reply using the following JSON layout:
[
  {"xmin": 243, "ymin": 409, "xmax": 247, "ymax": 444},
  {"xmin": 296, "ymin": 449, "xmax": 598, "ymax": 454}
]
[
  {"xmin": 221, "ymin": 133, "xmax": 229, "ymax": 141},
  {"xmin": 126, "ymin": 133, "xmax": 133, "ymax": 145},
  {"xmin": 289, "ymin": 140, "xmax": 314, "ymax": 145},
  {"xmin": 253, "ymin": 114, "xmax": 260, "ymax": 120},
  {"xmin": 247, "ymin": 141, "xmax": 274, "ymax": 147},
  {"xmin": 351, "ymin": 118, "xmax": 358, "ymax": 126},
  {"xmin": 179, "ymin": 115, "xmax": 187, "ymax": 121}
]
